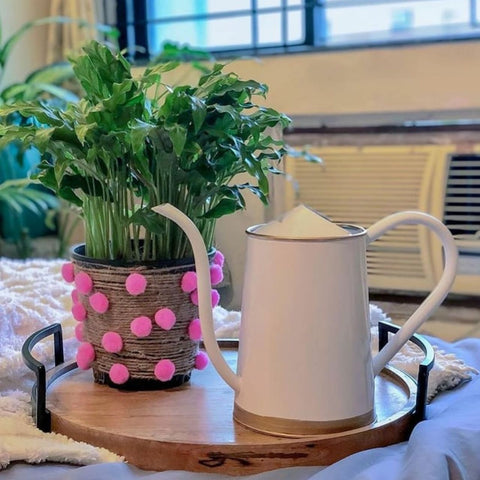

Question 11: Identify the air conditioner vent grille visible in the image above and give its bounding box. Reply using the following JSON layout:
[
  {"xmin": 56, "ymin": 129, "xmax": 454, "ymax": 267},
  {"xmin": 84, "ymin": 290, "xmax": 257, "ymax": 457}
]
[
  {"xmin": 445, "ymin": 155, "xmax": 480, "ymax": 236},
  {"xmin": 285, "ymin": 147, "xmax": 438, "ymax": 289}
]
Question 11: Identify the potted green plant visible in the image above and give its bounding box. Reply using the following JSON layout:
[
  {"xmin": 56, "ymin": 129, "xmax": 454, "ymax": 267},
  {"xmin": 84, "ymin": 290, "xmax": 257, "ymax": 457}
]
[{"xmin": 0, "ymin": 40, "xmax": 316, "ymax": 389}]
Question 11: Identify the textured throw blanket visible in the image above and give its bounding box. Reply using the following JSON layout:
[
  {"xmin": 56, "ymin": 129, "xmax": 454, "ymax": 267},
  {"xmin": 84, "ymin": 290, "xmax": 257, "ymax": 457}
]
[{"xmin": 0, "ymin": 258, "xmax": 477, "ymax": 469}]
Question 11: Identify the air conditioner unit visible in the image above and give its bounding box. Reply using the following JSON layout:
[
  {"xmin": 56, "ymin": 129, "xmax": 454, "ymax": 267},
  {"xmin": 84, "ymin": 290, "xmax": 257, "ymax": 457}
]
[{"xmin": 284, "ymin": 145, "xmax": 480, "ymax": 295}]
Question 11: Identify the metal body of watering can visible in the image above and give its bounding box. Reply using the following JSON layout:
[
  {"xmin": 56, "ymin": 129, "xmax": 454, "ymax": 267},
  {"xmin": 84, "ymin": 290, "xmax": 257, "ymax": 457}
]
[{"xmin": 152, "ymin": 204, "xmax": 458, "ymax": 436}]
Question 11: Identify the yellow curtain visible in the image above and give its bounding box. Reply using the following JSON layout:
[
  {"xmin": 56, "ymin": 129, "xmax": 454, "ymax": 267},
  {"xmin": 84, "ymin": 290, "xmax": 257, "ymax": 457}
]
[{"xmin": 46, "ymin": 0, "xmax": 98, "ymax": 63}]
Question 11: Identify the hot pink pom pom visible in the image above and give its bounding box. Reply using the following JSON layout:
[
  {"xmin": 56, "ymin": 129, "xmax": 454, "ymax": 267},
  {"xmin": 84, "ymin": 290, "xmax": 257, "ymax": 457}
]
[
  {"xmin": 76, "ymin": 342, "xmax": 95, "ymax": 370},
  {"xmin": 89, "ymin": 292, "xmax": 109, "ymax": 313},
  {"xmin": 71, "ymin": 289, "xmax": 79, "ymax": 304},
  {"xmin": 210, "ymin": 264, "xmax": 223, "ymax": 286},
  {"xmin": 74, "ymin": 323, "xmax": 84, "ymax": 342},
  {"xmin": 72, "ymin": 303, "xmax": 87, "ymax": 321},
  {"xmin": 154, "ymin": 308, "xmax": 176, "ymax": 330},
  {"xmin": 181, "ymin": 271, "xmax": 197, "ymax": 293},
  {"xmin": 188, "ymin": 318, "xmax": 202, "ymax": 341},
  {"xmin": 131, "ymin": 316, "xmax": 152, "ymax": 337},
  {"xmin": 211, "ymin": 289, "xmax": 220, "ymax": 308},
  {"xmin": 154, "ymin": 359, "xmax": 176, "ymax": 382},
  {"xmin": 125, "ymin": 273, "xmax": 147, "ymax": 295},
  {"xmin": 61, "ymin": 262, "xmax": 75, "ymax": 283},
  {"xmin": 190, "ymin": 289, "xmax": 220, "ymax": 308},
  {"xmin": 75, "ymin": 272, "xmax": 93, "ymax": 295},
  {"xmin": 195, "ymin": 351, "xmax": 209, "ymax": 370},
  {"xmin": 102, "ymin": 331, "xmax": 123, "ymax": 353},
  {"xmin": 109, "ymin": 363, "xmax": 130, "ymax": 385},
  {"xmin": 213, "ymin": 251, "xmax": 224, "ymax": 268},
  {"xmin": 190, "ymin": 290, "xmax": 199, "ymax": 306}
]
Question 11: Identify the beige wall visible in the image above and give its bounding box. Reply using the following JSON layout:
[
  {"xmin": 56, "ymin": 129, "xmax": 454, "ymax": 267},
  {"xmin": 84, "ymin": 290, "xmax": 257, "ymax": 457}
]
[
  {"xmin": 1, "ymin": 0, "xmax": 50, "ymax": 87},
  {"xmin": 223, "ymin": 41, "xmax": 480, "ymax": 117}
]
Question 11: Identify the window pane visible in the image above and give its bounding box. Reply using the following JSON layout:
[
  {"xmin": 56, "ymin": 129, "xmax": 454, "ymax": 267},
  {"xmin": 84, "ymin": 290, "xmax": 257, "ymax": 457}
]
[
  {"xmin": 326, "ymin": 0, "xmax": 471, "ymax": 42},
  {"xmin": 207, "ymin": 16, "xmax": 252, "ymax": 48},
  {"xmin": 147, "ymin": 0, "xmax": 206, "ymax": 20},
  {"xmin": 258, "ymin": 12, "xmax": 282, "ymax": 45},
  {"xmin": 288, "ymin": 10, "xmax": 304, "ymax": 43},
  {"xmin": 206, "ymin": 0, "xmax": 250, "ymax": 13},
  {"xmin": 258, "ymin": 0, "xmax": 281, "ymax": 8},
  {"xmin": 148, "ymin": 16, "xmax": 253, "ymax": 54}
]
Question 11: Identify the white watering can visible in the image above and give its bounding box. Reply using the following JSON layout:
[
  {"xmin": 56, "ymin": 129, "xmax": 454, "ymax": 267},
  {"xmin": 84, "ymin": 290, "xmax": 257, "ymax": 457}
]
[{"xmin": 152, "ymin": 204, "xmax": 458, "ymax": 436}]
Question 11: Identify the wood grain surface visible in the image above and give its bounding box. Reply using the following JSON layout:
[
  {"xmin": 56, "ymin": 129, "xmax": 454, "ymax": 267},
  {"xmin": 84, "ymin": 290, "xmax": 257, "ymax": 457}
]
[{"xmin": 48, "ymin": 349, "xmax": 417, "ymax": 475}]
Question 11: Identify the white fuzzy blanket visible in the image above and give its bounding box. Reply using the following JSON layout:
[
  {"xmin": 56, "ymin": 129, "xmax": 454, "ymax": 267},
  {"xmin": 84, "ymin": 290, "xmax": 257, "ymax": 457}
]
[{"xmin": 0, "ymin": 258, "xmax": 477, "ymax": 469}]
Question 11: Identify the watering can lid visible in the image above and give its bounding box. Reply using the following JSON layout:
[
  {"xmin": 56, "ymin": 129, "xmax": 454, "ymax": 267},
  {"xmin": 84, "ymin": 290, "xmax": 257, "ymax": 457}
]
[{"xmin": 254, "ymin": 205, "xmax": 349, "ymax": 239}]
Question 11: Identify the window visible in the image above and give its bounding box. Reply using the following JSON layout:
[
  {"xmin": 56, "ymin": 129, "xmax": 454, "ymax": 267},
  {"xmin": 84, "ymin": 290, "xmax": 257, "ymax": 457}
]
[{"xmin": 108, "ymin": 0, "xmax": 480, "ymax": 61}]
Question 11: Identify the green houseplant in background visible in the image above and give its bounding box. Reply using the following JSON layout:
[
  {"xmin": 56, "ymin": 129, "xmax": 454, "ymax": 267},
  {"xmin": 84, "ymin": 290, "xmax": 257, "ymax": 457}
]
[
  {"xmin": 0, "ymin": 40, "xmax": 318, "ymax": 389},
  {"xmin": 0, "ymin": 15, "xmax": 116, "ymax": 257}
]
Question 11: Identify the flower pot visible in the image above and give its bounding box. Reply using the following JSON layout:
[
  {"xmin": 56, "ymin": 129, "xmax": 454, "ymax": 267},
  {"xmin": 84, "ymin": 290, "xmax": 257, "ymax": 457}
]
[{"xmin": 69, "ymin": 244, "xmax": 214, "ymax": 390}]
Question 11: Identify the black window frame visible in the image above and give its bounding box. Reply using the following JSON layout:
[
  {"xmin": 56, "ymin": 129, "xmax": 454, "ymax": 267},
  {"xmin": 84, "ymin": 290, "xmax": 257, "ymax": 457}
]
[{"xmin": 109, "ymin": 0, "xmax": 480, "ymax": 63}]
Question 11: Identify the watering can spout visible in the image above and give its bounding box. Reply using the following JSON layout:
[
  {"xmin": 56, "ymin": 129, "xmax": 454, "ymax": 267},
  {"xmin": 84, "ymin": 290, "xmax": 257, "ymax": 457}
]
[{"xmin": 151, "ymin": 203, "xmax": 241, "ymax": 393}]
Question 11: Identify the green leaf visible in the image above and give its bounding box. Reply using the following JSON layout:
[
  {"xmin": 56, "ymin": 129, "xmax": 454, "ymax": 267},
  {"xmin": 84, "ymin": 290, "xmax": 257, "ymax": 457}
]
[
  {"xmin": 129, "ymin": 207, "xmax": 165, "ymax": 234},
  {"xmin": 237, "ymin": 183, "xmax": 268, "ymax": 204},
  {"xmin": 213, "ymin": 79, "xmax": 267, "ymax": 98},
  {"xmin": 34, "ymin": 83, "xmax": 78, "ymax": 103},
  {"xmin": 167, "ymin": 124, "xmax": 187, "ymax": 156},
  {"xmin": 58, "ymin": 186, "xmax": 83, "ymax": 206},
  {"xmin": 0, "ymin": 102, "xmax": 65, "ymax": 126},
  {"xmin": 201, "ymin": 198, "xmax": 244, "ymax": 219},
  {"xmin": 25, "ymin": 62, "xmax": 74, "ymax": 86},
  {"xmin": 152, "ymin": 42, "xmax": 213, "ymax": 63},
  {"xmin": 140, "ymin": 61, "xmax": 180, "ymax": 88},
  {"xmin": 267, "ymin": 165, "xmax": 284, "ymax": 175},
  {"xmin": 189, "ymin": 95, "xmax": 206, "ymax": 133},
  {"xmin": 0, "ymin": 83, "xmax": 28, "ymax": 102},
  {"xmin": 0, "ymin": 17, "xmax": 117, "ymax": 69},
  {"xmin": 198, "ymin": 63, "xmax": 225, "ymax": 86},
  {"xmin": 0, "ymin": 179, "xmax": 58, "ymax": 215},
  {"xmin": 74, "ymin": 122, "xmax": 97, "ymax": 145}
]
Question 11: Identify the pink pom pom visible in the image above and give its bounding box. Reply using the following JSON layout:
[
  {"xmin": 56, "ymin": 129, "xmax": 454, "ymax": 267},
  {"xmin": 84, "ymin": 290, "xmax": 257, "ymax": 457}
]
[
  {"xmin": 210, "ymin": 264, "xmax": 224, "ymax": 286},
  {"xmin": 188, "ymin": 318, "xmax": 202, "ymax": 341},
  {"xmin": 71, "ymin": 289, "xmax": 79, "ymax": 305},
  {"xmin": 61, "ymin": 262, "xmax": 75, "ymax": 283},
  {"xmin": 154, "ymin": 359, "xmax": 176, "ymax": 382},
  {"xmin": 190, "ymin": 289, "xmax": 220, "ymax": 308},
  {"xmin": 74, "ymin": 323, "xmax": 84, "ymax": 342},
  {"xmin": 72, "ymin": 303, "xmax": 87, "ymax": 321},
  {"xmin": 76, "ymin": 342, "xmax": 95, "ymax": 370},
  {"xmin": 102, "ymin": 331, "xmax": 123, "ymax": 353},
  {"xmin": 213, "ymin": 250, "xmax": 224, "ymax": 268},
  {"xmin": 131, "ymin": 316, "xmax": 152, "ymax": 337},
  {"xmin": 89, "ymin": 292, "xmax": 109, "ymax": 313},
  {"xmin": 154, "ymin": 308, "xmax": 176, "ymax": 330},
  {"xmin": 190, "ymin": 290, "xmax": 199, "ymax": 306},
  {"xmin": 195, "ymin": 351, "xmax": 209, "ymax": 370},
  {"xmin": 109, "ymin": 363, "xmax": 130, "ymax": 385},
  {"xmin": 181, "ymin": 271, "xmax": 197, "ymax": 293},
  {"xmin": 75, "ymin": 272, "xmax": 93, "ymax": 295},
  {"xmin": 211, "ymin": 289, "xmax": 220, "ymax": 308},
  {"xmin": 125, "ymin": 273, "xmax": 147, "ymax": 296}
]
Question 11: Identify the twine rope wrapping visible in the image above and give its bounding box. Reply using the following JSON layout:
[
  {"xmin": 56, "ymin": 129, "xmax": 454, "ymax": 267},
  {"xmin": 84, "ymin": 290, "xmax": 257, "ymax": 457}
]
[{"xmin": 72, "ymin": 259, "xmax": 199, "ymax": 381}]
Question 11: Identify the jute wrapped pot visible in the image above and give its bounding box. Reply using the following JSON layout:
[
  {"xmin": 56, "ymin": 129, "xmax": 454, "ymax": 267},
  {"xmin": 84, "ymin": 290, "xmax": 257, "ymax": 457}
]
[{"xmin": 69, "ymin": 244, "xmax": 214, "ymax": 390}]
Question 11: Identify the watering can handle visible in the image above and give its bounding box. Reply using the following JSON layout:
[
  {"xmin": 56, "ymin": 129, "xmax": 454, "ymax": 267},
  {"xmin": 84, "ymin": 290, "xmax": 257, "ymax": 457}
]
[
  {"xmin": 368, "ymin": 211, "xmax": 458, "ymax": 376},
  {"xmin": 151, "ymin": 204, "xmax": 241, "ymax": 392}
]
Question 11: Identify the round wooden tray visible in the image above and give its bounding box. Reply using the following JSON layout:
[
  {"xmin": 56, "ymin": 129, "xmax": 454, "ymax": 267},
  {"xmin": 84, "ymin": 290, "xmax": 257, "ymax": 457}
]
[{"xmin": 47, "ymin": 348, "xmax": 417, "ymax": 476}]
